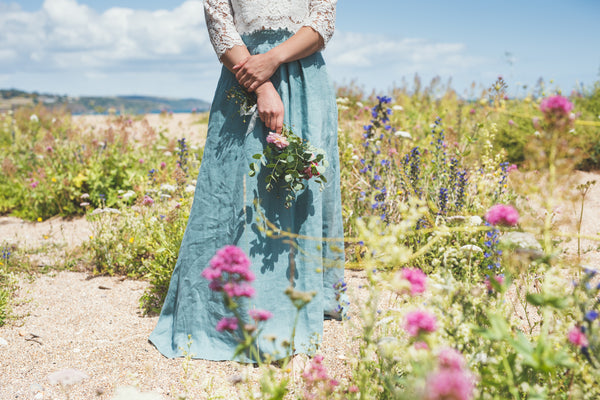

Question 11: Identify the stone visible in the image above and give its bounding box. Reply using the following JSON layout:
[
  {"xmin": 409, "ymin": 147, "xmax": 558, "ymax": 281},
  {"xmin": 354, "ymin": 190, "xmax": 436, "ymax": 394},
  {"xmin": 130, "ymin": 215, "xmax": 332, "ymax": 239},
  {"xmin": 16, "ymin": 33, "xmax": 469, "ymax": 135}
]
[{"xmin": 0, "ymin": 337, "xmax": 8, "ymax": 346}]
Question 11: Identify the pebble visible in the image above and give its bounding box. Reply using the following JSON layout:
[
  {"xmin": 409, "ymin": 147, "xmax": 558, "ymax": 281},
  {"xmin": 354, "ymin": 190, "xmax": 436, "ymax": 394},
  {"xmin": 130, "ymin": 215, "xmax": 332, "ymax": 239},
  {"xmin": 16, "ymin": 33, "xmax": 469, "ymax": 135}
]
[
  {"xmin": 33, "ymin": 393, "xmax": 44, "ymax": 400},
  {"xmin": 30, "ymin": 383, "xmax": 44, "ymax": 393},
  {"xmin": 0, "ymin": 337, "xmax": 8, "ymax": 346}
]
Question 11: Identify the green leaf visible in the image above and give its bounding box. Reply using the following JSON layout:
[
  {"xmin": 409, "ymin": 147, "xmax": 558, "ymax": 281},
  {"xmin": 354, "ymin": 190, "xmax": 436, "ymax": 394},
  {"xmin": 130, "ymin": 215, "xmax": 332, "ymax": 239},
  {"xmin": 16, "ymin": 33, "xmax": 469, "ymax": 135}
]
[{"xmin": 252, "ymin": 153, "xmax": 262, "ymax": 159}]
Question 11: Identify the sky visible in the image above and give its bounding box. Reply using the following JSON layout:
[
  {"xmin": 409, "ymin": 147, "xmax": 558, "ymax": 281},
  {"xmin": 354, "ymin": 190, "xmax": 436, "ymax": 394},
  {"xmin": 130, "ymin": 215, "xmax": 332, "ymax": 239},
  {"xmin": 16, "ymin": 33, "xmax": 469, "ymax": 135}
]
[{"xmin": 1, "ymin": 0, "xmax": 599, "ymax": 101}]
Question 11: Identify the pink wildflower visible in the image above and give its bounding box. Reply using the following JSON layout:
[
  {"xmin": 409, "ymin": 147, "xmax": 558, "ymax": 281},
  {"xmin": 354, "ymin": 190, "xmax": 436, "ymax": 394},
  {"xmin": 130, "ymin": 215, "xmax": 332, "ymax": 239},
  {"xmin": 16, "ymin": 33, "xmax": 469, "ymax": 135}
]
[
  {"xmin": 203, "ymin": 246, "xmax": 255, "ymax": 297},
  {"xmin": 469, "ymin": 108, "xmax": 475, "ymax": 115},
  {"xmin": 568, "ymin": 326, "xmax": 588, "ymax": 348},
  {"xmin": 540, "ymin": 95, "xmax": 573, "ymax": 117},
  {"xmin": 222, "ymin": 281, "xmax": 255, "ymax": 298},
  {"xmin": 508, "ymin": 119, "xmax": 514, "ymax": 126},
  {"xmin": 248, "ymin": 309, "xmax": 273, "ymax": 322},
  {"xmin": 210, "ymin": 245, "xmax": 254, "ymax": 281},
  {"xmin": 216, "ymin": 317, "xmax": 238, "ymax": 332},
  {"xmin": 388, "ymin": 148, "xmax": 398, "ymax": 156},
  {"xmin": 425, "ymin": 368, "xmax": 474, "ymax": 400},
  {"xmin": 405, "ymin": 310, "xmax": 437, "ymax": 337},
  {"xmin": 46, "ymin": 146, "xmax": 54, "ymax": 153},
  {"xmin": 30, "ymin": 181, "xmax": 39, "ymax": 189},
  {"xmin": 414, "ymin": 341, "xmax": 429, "ymax": 350},
  {"xmin": 160, "ymin": 161, "xmax": 167, "ymax": 169},
  {"xmin": 142, "ymin": 195, "xmax": 154, "ymax": 206},
  {"xmin": 438, "ymin": 348, "xmax": 466, "ymax": 371},
  {"xmin": 302, "ymin": 354, "xmax": 339, "ymax": 399},
  {"xmin": 484, "ymin": 204, "xmax": 519, "ymax": 226},
  {"xmin": 402, "ymin": 268, "xmax": 427, "ymax": 295},
  {"xmin": 139, "ymin": 158, "xmax": 145, "ymax": 164},
  {"xmin": 485, "ymin": 275, "xmax": 505, "ymax": 292},
  {"xmin": 348, "ymin": 385, "xmax": 359, "ymax": 393},
  {"xmin": 507, "ymin": 164, "xmax": 518, "ymax": 173},
  {"xmin": 266, "ymin": 132, "xmax": 289, "ymax": 150}
]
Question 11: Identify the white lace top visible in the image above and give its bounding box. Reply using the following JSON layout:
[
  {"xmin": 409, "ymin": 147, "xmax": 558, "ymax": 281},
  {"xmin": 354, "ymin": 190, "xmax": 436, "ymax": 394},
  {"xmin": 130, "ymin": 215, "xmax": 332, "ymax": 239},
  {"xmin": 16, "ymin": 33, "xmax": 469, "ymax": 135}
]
[{"xmin": 204, "ymin": 0, "xmax": 336, "ymax": 60}]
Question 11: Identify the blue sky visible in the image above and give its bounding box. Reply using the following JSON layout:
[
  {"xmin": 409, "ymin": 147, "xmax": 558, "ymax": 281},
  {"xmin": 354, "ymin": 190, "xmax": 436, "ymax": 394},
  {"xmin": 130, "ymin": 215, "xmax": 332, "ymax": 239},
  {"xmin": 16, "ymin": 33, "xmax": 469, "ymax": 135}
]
[{"xmin": 1, "ymin": 0, "xmax": 599, "ymax": 101}]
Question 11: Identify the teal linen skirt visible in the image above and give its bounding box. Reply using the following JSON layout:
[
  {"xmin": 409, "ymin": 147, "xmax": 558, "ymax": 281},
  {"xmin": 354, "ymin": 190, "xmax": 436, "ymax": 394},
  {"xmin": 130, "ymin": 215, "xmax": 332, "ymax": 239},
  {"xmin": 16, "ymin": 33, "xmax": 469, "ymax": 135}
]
[{"xmin": 148, "ymin": 30, "xmax": 344, "ymax": 362}]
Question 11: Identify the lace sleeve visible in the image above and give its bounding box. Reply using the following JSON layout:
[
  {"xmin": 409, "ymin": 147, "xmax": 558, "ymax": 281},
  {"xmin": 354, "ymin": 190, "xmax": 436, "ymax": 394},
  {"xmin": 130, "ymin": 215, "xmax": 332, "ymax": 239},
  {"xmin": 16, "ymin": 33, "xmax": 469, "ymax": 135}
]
[
  {"xmin": 304, "ymin": 0, "xmax": 337, "ymax": 48},
  {"xmin": 204, "ymin": 0, "xmax": 246, "ymax": 60}
]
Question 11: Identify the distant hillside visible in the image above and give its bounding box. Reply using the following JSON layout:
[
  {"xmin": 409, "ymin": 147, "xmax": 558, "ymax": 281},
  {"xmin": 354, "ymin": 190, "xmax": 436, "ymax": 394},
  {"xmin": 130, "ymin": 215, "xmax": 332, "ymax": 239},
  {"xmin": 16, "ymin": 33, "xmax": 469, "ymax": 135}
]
[{"xmin": 0, "ymin": 89, "xmax": 211, "ymax": 114}]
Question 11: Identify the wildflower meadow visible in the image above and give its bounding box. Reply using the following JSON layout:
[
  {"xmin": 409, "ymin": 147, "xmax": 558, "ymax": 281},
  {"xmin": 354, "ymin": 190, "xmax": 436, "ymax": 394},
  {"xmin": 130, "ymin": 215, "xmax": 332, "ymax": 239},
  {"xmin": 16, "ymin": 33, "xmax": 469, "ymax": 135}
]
[{"xmin": 1, "ymin": 77, "xmax": 600, "ymax": 399}]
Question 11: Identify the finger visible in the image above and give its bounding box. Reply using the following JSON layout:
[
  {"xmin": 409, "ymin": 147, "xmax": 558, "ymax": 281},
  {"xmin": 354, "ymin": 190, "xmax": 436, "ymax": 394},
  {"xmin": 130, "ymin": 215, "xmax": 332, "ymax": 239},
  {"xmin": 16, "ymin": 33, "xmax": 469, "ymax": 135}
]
[
  {"xmin": 275, "ymin": 112, "xmax": 284, "ymax": 134},
  {"xmin": 233, "ymin": 58, "xmax": 249, "ymax": 70}
]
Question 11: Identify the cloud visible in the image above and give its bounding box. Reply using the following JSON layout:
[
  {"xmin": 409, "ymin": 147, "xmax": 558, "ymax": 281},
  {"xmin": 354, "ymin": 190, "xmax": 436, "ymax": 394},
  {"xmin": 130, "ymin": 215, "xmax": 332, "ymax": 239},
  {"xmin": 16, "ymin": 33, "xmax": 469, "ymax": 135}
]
[
  {"xmin": 326, "ymin": 31, "xmax": 488, "ymax": 76},
  {"xmin": 0, "ymin": 0, "xmax": 214, "ymax": 73}
]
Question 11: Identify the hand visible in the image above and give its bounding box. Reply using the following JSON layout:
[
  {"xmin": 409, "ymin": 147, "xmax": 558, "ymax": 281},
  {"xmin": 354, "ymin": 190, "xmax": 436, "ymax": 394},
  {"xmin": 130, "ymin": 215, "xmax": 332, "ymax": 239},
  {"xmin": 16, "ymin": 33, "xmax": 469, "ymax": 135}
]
[
  {"xmin": 255, "ymin": 83, "xmax": 284, "ymax": 134},
  {"xmin": 233, "ymin": 52, "xmax": 280, "ymax": 92}
]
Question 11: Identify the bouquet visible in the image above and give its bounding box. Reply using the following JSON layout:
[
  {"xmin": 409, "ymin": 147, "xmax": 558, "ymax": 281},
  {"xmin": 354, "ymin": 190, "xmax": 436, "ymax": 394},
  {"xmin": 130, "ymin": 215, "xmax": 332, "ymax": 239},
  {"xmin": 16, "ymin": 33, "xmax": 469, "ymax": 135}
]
[{"xmin": 249, "ymin": 127, "xmax": 328, "ymax": 208}]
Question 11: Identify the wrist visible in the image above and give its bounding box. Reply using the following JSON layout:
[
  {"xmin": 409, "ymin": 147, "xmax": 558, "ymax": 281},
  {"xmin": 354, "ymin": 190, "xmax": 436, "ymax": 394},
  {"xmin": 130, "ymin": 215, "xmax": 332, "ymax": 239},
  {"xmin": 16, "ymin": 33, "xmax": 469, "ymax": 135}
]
[
  {"xmin": 254, "ymin": 81, "xmax": 275, "ymax": 96},
  {"xmin": 267, "ymin": 47, "xmax": 285, "ymax": 67}
]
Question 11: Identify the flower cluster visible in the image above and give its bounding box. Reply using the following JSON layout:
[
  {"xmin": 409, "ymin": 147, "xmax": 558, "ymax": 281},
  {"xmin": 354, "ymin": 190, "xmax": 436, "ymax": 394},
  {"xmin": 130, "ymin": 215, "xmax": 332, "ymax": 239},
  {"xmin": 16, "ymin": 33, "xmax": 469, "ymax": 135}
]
[
  {"xmin": 424, "ymin": 348, "xmax": 475, "ymax": 400},
  {"xmin": 202, "ymin": 245, "xmax": 255, "ymax": 297},
  {"xmin": 539, "ymin": 95, "xmax": 575, "ymax": 130},
  {"xmin": 405, "ymin": 310, "xmax": 437, "ymax": 337},
  {"xmin": 202, "ymin": 246, "xmax": 273, "ymax": 336},
  {"xmin": 399, "ymin": 268, "xmax": 427, "ymax": 296},
  {"xmin": 484, "ymin": 204, "xmax": 519, "ymax": 226},
  {"xmin": 301, "ymin": 354, "xmax": 339, "ymax": 400},
  {"xmin": 249, "ymin": 126, "xmax": 327, "ymax": 208}
]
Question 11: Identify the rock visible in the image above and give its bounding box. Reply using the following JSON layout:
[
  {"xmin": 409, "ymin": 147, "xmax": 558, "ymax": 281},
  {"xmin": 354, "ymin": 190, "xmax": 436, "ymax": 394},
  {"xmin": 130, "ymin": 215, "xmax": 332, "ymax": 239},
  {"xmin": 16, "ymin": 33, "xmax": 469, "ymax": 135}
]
[
  {"xmin": 47, "ymin": 368, "xmax": 89, "ymax": 385},
  {"xmin": 501, "ymin": 232, "xmax": 543, "ymax": 251},
  {"xmin": 112, "ymin": 386, "xmax": 163, "ymax": 400},
  {"xmin": 34, "ymin": 393, "xmax": 44, "ymax": 400},
  {"xmin": 0, "ymin": 337, "xmax": 8, "ymax": 346}
]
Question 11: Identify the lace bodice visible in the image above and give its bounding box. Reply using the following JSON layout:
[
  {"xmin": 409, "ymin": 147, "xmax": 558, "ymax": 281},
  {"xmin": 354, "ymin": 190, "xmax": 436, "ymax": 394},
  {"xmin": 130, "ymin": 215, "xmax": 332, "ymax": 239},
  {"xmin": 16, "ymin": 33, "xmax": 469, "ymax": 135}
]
[{"xmin": 204, "ymin": 0, "xmax": 336, "ymax": 60}]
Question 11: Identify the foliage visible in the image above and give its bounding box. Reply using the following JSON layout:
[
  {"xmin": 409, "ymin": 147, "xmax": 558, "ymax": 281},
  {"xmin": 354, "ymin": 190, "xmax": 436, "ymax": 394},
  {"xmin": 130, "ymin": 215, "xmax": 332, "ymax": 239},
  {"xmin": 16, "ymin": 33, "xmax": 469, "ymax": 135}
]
[{"xmin": 2, "ymin": 78, "xmax": 600, "ymax": 399}]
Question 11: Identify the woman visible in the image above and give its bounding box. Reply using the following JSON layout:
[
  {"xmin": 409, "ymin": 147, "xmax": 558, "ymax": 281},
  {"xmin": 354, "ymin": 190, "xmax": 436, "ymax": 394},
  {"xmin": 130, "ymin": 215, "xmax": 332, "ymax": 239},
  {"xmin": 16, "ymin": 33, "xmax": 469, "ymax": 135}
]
[{"xmin": 149, "ymin": 0, "xmax": 344, "ymax": 362}]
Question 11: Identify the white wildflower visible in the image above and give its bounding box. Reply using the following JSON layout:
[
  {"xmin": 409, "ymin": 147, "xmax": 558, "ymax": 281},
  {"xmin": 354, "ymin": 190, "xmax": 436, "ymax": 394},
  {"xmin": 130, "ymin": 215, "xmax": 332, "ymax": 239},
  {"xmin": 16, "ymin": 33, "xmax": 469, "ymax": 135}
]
[
  {"xmin": 80, "ymin": 193, "xmax": 90, "ymax": 199},
  {"xmin": 156, "ymin": 145, "xmax": 167, "ymax": 151},
  {"xmin": 185, "ymin": 185, "xmax": 195, "ymax": 193},
  {"xmin": 394, "ymin": 130, "xmax": 412, "ymax": 139},
  {"xmin": 534, "ymin": 131, "xmax": 540, "ymax": 136},
  {"xmin": 392, "ymin": 105, "xmax": 404, "ymax": 111},
  {"xmin": 190, "ymin": 145, "xmax": 199, "ymax": 151},
  {"xmin": 30, "ymin": 114, "xmax": 39, "ymax": 122},
  {"xmin": 121, "ymin": 190, "xmax": 136, "ymax": 200},
  {"xmin": 337, "ymin": 105, "xmax": 349, "ymax": 111},
  {"xmin": 469, "ymin": 216, "xmax": 483, "ymax": 226},
  {"xmin": 160, "ymin": 194, "xmax": 172, "ymax": 200},
  {"xmin": 460, "ymin": 244, "xmax": 483, "ymax": 254},
  {"xmin": 356, "ymin": 101, "xmax": 364, "ymax": 108},
  {"xmin": 336, "ymin": 97, "xmax": 349, "ymax": 104},
  {"xmin": 160, "ymin": 184, "xmax": 177, "ymax": 193},
  {"xmin": 352, "ymin": 155, "xmax": 360, "ymax": 161},
  {"xmin": 163, "ymin": 151, "xmax": 172, "ymax": 157}
]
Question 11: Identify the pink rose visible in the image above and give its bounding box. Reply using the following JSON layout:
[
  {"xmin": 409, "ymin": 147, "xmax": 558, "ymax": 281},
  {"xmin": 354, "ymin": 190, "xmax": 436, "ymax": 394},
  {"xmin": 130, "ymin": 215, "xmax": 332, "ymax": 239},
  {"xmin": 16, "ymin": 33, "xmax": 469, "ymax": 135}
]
[{"xmin": 266, "ymin": 132, "xmax": 289, "ymax": 150}]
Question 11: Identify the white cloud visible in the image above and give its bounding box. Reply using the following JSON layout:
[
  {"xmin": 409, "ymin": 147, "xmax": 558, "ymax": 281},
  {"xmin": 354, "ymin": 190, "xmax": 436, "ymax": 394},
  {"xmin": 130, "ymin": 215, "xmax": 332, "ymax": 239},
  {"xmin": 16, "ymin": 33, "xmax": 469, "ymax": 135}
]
[
  {"xmin": 326, "ymin": 31, "xmax": 488, "ymax": 75},
  {"xmin": 0, "ymin": 0, "xmax": 213, "ymax": 73}
]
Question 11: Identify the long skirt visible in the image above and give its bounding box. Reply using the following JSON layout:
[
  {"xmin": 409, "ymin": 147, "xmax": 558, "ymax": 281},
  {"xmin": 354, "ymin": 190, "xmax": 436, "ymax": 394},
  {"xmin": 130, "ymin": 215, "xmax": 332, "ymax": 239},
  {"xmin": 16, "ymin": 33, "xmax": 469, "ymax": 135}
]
[{"xmin": 148, "ymin": 29, "xmax": 344, "ymax": 362}]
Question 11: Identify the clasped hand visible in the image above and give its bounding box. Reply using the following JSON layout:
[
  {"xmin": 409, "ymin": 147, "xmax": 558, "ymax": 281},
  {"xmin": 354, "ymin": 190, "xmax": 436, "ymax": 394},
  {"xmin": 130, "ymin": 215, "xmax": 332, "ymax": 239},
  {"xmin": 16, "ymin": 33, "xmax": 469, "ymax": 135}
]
[
  {"xmin": 234, "ymin": 53, "xmax": 284, "ymax": 133},
  {"xmin": 233, "ymin": 52, "xmax": 279, "ymax": 92}
]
